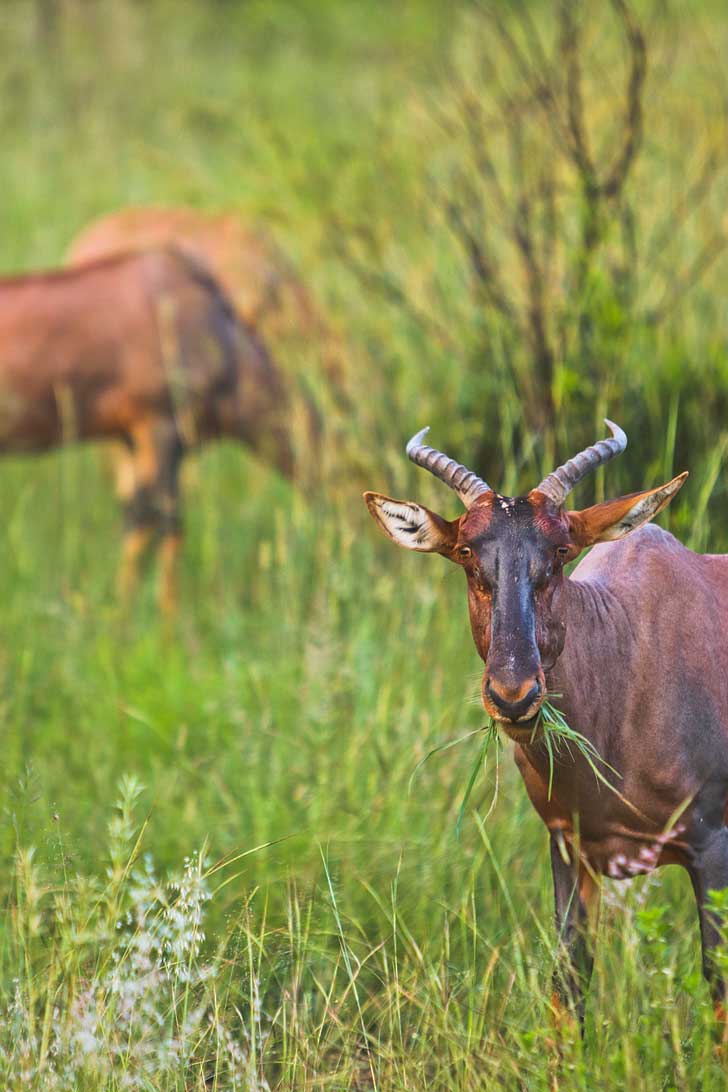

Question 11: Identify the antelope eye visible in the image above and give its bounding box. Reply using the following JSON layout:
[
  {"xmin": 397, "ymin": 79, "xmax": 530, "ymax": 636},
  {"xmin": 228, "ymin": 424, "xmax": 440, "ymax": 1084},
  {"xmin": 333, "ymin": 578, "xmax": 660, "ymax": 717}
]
[
  {"xmin": 457, "ymin": 545, "xmax": 472, "ymax": 559},
  {"xmin": 555, "ymin": 545, "xmax": 570, "ymax": 561}
]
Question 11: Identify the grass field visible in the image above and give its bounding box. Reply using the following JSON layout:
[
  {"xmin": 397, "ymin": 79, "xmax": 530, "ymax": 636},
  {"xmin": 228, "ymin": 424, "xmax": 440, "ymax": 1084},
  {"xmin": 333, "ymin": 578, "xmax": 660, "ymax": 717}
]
[{"xmin": 3, "ymin": 1, "xmax": 728, "ymax": 1087}]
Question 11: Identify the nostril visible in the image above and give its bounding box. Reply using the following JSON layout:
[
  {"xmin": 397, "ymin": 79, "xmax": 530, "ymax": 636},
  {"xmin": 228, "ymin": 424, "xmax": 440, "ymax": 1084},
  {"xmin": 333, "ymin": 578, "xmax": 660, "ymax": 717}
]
[
  {"xmin": 485, "ymin": 681, "xmax": 510, "ymax": 712},
  {"xmin": 484, "ymin": 679, "xmax": 503, "ymax": 707},
  {"xmin": 522, "ymin": 682, "xmax": 541, "ymax": 707}
]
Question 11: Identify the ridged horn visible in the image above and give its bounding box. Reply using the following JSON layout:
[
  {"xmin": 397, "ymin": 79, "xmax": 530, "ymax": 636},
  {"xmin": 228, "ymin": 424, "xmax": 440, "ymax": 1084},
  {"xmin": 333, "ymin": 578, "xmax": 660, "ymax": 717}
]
[
  {"xmin": 536, "ymin": 419, "xmax": 627, "ymax": 505},
  {"xmin": 406, "ymin": 427, "xmax": 491, "ymax": 508}
]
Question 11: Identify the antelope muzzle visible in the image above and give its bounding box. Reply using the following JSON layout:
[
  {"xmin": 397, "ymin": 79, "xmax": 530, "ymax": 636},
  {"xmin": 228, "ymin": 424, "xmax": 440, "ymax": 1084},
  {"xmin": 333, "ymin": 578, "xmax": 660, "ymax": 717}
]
[{"xmin": 483, "ymin": 672, "xmax": 546, "ymax": 725}]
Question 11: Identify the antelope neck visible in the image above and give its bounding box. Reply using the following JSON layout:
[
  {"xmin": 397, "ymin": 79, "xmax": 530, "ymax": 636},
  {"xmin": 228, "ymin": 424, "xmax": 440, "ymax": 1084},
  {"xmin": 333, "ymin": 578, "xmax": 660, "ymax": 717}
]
[{"xmin": 516, "ymin": 576, "xmax": 633, "ymax": 776}]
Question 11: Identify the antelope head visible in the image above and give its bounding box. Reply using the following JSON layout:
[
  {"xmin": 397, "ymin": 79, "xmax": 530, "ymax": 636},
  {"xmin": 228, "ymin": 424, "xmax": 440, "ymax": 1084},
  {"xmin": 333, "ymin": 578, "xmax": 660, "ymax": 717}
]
[{"xmin": 364, "ymin": 422, "xmax": 686, "ymax": 735}]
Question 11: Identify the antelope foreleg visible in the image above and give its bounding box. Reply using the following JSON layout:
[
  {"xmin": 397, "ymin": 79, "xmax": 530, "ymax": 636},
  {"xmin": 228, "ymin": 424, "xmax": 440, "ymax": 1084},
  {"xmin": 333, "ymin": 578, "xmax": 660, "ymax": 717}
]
[
  {"xmin": 118, "ymin": 420, "xmax": 184, "ymax": 612},
  {"xmin": 118, "ymin": 525, "xmax": 154, "ymax": 603},
  {"xmin": 150, "ymin": 423, "xmax": 183, "ymax": 615},
  {"xmin": 158, "ymin": 531, "xmax": 183, "ymax": 616},
  {"xmin": 549, "ymin": 836, "xmax": 600, "ymax": 1034}
]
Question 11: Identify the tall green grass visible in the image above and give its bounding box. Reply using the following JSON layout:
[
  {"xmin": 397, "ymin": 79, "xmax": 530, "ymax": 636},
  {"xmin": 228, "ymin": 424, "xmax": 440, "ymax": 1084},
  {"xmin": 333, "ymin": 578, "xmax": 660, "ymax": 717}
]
[{"xmin": 1, "ymin": 0, "xmax": 728, "ymax": 1087}]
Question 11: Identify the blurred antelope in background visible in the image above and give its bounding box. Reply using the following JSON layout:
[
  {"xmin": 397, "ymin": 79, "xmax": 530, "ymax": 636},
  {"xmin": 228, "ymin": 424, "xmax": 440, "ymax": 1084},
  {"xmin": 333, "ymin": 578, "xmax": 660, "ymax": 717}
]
[
  {"xmin": 69, "ymin": 205, "xmax": 345, "ymax": 391},
  {"xmin": 0, "ymin": 248, "xmax": 295, "ymax": 611},
  {"xmin": 365, "ymin": 423, "xmax": 728, "ymax": 1029},
  {"xmin": 70, "ymin": 204, "xmax": 351, "ymax": 500}
]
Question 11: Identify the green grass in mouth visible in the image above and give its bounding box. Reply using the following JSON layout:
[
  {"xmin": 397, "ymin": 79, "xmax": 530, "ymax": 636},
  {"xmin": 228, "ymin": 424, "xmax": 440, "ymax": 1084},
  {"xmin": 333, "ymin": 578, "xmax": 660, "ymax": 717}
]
[{"xmin": 412, "ymin": 697, "xmax": 621, "ymax": 837}]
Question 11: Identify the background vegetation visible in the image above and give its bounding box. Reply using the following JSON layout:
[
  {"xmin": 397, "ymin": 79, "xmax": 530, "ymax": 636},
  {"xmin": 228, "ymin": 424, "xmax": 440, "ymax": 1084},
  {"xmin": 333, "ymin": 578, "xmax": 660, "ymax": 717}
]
[{"xmin": 2, "ymin": 0, "xmax": 728, "ymax": 1087}]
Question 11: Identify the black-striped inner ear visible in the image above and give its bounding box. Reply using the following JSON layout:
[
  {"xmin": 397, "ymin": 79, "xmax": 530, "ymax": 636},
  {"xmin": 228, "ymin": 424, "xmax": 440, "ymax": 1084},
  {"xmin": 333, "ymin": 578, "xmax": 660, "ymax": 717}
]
[
  {"xmin": 364, "ymin": 492, "xmax": 456, "ymax": 553},
  {"xmin": 379, "ymin": 501, "xmax": 430, "ymax": 543}
]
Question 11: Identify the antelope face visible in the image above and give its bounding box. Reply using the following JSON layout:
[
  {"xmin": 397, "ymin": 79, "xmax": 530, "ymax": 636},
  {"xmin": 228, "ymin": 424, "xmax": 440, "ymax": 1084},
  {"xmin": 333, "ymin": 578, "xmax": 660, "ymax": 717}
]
[
  {"xmin": 365, "ymin": 422, "xmax": 686, "ymax": 735},
  {"xmin": 454, "ymin": 491, "xmax": 571, "ymax": 725},
  {"xmin": 364, "ymin": 487, "xmax": 572, "ymax": 728}
]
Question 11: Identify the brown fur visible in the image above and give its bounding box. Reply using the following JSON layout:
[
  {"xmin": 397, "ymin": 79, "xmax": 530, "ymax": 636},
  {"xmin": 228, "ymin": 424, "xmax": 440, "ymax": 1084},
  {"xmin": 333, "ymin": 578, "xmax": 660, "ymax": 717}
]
[
  {"xmin": 0, "ymin": 248, "xmax": 292, "ymax": 607},
  {"xmin": 68, "ymin": 205, "xmax": 344, "ymax": 388}
]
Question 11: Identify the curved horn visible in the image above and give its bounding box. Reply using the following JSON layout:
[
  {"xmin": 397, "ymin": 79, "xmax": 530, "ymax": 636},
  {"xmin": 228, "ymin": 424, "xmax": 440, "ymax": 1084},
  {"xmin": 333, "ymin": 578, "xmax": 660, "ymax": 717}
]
[
  {"xmin": 406, "ymin": 427, "xmax": 491, "ymax": 508},
  {"xmin": 536, "ymin": 419, "xmax": 627, "ymax": 505}
]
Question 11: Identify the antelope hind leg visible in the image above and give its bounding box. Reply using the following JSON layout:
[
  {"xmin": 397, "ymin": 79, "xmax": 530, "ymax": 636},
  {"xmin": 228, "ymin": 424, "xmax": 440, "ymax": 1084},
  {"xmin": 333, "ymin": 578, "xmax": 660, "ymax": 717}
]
[
  {"xmin": 688, "ymin": 828, "xmax": 728, "ymax": 1041},
  {"xmin": 118, "ymin": 525, "xmax": 154, "ymax": 603}
]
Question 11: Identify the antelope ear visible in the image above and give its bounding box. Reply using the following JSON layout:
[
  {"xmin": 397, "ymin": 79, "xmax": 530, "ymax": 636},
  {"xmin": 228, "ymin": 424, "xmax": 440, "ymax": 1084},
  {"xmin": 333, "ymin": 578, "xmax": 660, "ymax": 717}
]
[
  {"xmin": 567, "ymin": 472, "xmax": 688, "ymax": 547},
  {"xmin": 363, "ymin": 492, "xmax": 459, "ymax": 554}
]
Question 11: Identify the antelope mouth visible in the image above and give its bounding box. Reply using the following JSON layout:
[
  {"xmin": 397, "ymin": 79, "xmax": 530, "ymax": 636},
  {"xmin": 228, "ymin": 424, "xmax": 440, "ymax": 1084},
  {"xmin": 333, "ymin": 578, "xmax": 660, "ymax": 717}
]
[{"xmin": 498, "ymin": 716, "xmax": 543, "ymax": 744}]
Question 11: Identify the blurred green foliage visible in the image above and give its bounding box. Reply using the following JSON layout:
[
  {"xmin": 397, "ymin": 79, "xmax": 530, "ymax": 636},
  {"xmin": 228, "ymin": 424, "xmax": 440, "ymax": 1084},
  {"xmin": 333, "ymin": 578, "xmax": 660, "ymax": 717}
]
[{"xmin": 1, "ymin": 1, "xmax": 728, "ymax": 1086}]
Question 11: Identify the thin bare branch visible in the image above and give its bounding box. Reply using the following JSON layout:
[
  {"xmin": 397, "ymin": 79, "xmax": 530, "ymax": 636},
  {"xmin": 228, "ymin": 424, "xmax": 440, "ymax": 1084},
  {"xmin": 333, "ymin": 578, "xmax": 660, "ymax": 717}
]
[
  {"xmin": 601, "ymin": 0, "xmax": 647, "ymax": 199},
  {"xmin": 459, "ymin": 94, "xmax": 511, "ymax": 219},
  {"xmin": 441, "ymin": 195, "xmax": 518, "ymax": 323},
  {"xmin": 501, "ymin": 108, "xmax": 555, "ymax": 402},
  {"xmin": 559, "ymin": 1, "xmax": 597, "ymax": 190},
  {"xmin": 489, "ymin": 6, "xmax": 573, "ymax": 158},
  {"xmin": 538, "ymin": 170, "xmax": 559, "ymax": 295}
]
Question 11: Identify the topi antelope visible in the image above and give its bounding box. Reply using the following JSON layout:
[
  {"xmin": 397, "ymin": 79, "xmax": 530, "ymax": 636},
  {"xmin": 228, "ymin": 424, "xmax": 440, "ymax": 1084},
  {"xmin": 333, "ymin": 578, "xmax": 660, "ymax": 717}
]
[
  {"xmin": 364, "ymin": 422, "xmax": 728, "ymax": 1026},
  {"xmin": 68, "ymin": 205, "xmax": 345, "ymax": 392},
  {"xmin": 0, "ymin": 248, "xmax": 295, "ymax": 611}
]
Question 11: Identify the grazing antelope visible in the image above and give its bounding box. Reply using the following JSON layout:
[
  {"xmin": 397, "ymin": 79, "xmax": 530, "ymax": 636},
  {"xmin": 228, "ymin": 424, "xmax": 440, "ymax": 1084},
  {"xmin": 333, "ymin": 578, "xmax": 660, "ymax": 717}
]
[
  {"xmin": 68, "ymin": 205, "xmax": 344, "ymax": 389},
  {"xmin": 0, "ymin": 248, "xmax": 293, "ymax": 611},
  {"xmin": 365, "ymin": 423, "xmax": 728, "ymax": 1027},
  {"xmin": 70, "ymin": 207, "xmax": 342, "ymax": 494}
]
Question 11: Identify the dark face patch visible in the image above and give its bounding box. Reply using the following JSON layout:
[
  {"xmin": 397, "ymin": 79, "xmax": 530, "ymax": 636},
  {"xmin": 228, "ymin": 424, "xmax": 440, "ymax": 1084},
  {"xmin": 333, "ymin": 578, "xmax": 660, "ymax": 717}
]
[{"xmin": 455, "ymin": 491, "xmax": 571, "ymax": 724}]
